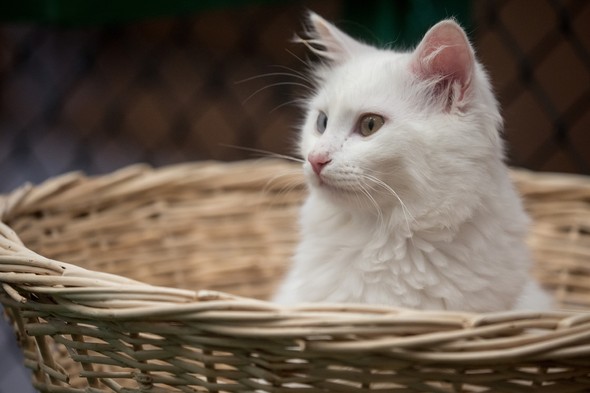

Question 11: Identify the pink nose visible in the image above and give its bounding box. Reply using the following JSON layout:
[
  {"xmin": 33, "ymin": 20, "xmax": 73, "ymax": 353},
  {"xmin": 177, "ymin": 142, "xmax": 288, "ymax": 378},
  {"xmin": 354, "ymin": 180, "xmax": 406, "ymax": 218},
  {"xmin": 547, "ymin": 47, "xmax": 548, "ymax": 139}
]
[{"xmin": 308, "ymin": 152, "xmax": 332, "ymax": 175}]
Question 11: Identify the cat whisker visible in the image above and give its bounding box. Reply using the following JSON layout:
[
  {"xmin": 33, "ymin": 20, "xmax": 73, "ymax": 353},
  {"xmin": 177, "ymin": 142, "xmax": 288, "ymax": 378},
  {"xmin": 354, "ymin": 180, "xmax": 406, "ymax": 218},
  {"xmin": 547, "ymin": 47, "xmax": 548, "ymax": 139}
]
[
  {"xmin": 362, "ymin": 174, "xmax": 415, "ymax": 219},
  {"xmin": 270, "ymin": 64, "xmax": 316, "ymax": 86},
  {"xmin": 357, "ymin": 180, "xmax": 385, "ymax": 226},
  {"xmin": 236, "ymin": 65, "xmax": 315, "ymax": 108},
  {"xmin": 352, "ymin": 192, "xmax": 366, "ymax": 215},
  {"xmin": 220, "ymin": 144, "xmax": 304, "ymax": 164},
  {"xmin": 270, "ymin": 97, "xmax": 308, "ymax": 114},
  {"xmin": 361, "ymin": 173, "xmax": 416, "ymax": 233},
  {"xmin": 219, "ymin": 144, "xmax": 305, "ymax": 202},
  {"xmin": 241, "ymin": 81, "xmax": 312, "ymax": 106},
  {"xmin": 362, "ymin": 167, "xmax": 389, "ymax": 176},
  {"xmin": 236, "ymin": 71, "xmax": 313, "ymax": 87},
  {"xmin": 263, "ymin": 169, "xmax": 306, "ymax": 200}
]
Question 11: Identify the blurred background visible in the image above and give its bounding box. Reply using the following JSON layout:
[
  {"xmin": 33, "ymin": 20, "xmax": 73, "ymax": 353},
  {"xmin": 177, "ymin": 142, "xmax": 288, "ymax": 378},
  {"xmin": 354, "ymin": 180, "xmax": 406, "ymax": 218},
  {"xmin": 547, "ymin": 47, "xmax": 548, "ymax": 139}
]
[
  {"xmin": 0, "ymin": 0, "xmax": 589, "ymax": 194},
  {"xmin": 0, "ymin": 1, "xmax": 588, "ymax": 391}
]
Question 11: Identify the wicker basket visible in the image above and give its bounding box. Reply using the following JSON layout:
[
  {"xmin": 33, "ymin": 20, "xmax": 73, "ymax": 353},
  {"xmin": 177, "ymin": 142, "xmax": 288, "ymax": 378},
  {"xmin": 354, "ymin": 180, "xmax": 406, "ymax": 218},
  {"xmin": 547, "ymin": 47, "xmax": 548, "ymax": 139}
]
[{"xmin": 1, "ymin": 160, "xmax": 589, "ymax": 393}]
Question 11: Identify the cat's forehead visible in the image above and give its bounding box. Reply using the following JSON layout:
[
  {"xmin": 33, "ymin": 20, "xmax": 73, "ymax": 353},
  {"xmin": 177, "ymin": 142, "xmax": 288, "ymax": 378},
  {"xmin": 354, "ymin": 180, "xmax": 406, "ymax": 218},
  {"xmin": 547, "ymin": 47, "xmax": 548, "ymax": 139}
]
[{"xmin": 314, "ymin": 51, "xmax": 410, "ymax": 109}]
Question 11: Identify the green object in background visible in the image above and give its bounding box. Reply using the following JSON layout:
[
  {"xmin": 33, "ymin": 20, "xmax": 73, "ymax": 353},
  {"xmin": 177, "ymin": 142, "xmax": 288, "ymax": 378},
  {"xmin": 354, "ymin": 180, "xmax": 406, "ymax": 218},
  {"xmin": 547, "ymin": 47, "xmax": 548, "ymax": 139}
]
[
  {"xmin": 0, "ymin": 0, "xmax": 272, "ymax": 25},
  {"xmin": 342, "ymin": 0, "xmax": 472, "ymax": 48},
  {"xmin": 0, "ymin": 0, "xmax": 471, "ymax": 47}
]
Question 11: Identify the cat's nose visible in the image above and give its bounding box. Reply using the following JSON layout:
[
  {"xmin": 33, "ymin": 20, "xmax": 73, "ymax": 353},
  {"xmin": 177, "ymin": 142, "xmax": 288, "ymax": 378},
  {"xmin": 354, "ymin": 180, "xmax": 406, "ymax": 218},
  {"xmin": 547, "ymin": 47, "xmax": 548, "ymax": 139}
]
[{"xmin": 308, "ymin": 152, "xmax": 332, "ymax": 175}]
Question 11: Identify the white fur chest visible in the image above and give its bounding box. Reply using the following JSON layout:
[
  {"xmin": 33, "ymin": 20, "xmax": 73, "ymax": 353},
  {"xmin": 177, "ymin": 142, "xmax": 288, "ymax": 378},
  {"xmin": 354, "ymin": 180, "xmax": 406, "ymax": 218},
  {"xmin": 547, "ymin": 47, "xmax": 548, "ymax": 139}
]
[{"xmin": 274, "ymin": 193, "xmax": 530, "ymax": 312}]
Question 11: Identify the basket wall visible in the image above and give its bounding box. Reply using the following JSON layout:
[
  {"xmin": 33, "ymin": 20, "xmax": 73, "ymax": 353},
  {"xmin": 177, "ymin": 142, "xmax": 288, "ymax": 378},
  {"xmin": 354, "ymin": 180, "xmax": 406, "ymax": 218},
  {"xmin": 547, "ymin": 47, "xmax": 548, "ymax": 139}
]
[
  {"xmin": 1, "ymin": 160, "xmax": 305, "ymax": 300},
  {"xmin": 1, "ymin": 160, "xmax": 589, "ymax": 392}
]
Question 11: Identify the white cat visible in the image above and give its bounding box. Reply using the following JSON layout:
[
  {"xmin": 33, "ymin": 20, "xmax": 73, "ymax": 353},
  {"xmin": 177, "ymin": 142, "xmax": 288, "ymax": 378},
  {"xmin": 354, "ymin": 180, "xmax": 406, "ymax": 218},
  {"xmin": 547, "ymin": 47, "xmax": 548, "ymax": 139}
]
[{"xmin": 274, "ymin": 13, "xmax": 552, "ymax": 312}]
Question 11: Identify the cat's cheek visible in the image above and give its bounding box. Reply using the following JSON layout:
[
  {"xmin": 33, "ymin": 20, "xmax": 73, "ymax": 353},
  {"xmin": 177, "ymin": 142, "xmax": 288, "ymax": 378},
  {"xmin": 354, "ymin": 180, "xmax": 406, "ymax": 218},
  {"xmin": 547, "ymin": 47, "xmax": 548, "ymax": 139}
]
[{"xmin": 298, "ymin": 125, "xmax": 317, "ymax": 157}]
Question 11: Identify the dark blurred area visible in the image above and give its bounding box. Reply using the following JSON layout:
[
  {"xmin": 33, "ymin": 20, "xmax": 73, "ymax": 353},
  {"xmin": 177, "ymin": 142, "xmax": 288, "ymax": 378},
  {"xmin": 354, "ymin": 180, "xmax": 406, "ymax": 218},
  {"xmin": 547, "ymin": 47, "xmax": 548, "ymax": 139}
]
[{"xmin": 0, "ymin": 0, "xmax": 589, "ymax": 193}]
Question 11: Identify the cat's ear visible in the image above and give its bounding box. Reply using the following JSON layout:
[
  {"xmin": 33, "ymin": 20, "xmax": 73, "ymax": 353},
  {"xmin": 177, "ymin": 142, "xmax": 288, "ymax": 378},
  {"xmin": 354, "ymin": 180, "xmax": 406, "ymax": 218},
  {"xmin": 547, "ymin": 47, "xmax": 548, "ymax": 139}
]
[
  {"xmin": 297, "ymin": 11, "xmax": 372, "ymax": 63},
  {"xmin": 411, "ymin": 20, "xmax": 475, "ymax": 108}
]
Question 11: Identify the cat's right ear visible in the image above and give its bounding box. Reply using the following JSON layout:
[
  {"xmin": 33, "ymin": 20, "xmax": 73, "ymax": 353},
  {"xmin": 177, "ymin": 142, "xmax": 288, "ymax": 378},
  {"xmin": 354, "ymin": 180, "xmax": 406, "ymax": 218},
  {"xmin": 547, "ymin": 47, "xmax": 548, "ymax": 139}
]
[
  {"xmin": 296, "ymin": 12, "xmax": 371, "ymax": 63},
  {"xmin": 410, "ymin": 19, "xmax": 475, "ymax": 110}
]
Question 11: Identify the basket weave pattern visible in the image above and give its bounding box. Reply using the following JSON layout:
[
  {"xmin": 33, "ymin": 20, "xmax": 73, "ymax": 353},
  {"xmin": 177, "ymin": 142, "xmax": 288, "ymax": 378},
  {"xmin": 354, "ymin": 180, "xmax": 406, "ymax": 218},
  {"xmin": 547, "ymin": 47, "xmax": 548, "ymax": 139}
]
[{"xmin": 1, "ymin": 160, "xmax": 589, "ymax": 392}]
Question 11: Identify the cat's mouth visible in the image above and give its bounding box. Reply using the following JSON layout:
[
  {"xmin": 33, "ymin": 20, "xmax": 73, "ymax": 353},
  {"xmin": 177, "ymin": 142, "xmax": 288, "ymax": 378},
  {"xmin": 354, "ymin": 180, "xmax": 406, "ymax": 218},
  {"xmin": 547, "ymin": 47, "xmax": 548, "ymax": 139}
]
[
  {"xmin": 305, "ymin": 164, "xmax": 376, "ymax": 199},
  {"xmin": 308, "ymin": 168, "xmax": 409, "ymax": 211},
  {"xmin": 309, "ymin": 172, "xmax": 361, "ymax": 195}
]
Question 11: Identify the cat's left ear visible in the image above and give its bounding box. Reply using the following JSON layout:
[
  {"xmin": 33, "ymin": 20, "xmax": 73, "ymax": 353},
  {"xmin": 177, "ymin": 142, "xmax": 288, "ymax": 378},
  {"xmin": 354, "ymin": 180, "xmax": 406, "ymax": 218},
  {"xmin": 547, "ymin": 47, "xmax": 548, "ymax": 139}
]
[
  {"xmin": 298, "ymin": 12, "xmax": 372, "ymax": 63},
  {"xmin": 410, "ymin": 20, "xmax": 475, "ymax": 108}
]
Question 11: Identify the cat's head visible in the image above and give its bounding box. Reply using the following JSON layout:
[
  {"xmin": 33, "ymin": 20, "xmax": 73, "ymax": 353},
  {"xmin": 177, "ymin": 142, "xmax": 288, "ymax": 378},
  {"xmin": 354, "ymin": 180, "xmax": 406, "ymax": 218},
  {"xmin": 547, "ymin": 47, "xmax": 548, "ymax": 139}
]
[{"xmin": 297, "ymin": 12, "xmax": 504, "ymax": 223}]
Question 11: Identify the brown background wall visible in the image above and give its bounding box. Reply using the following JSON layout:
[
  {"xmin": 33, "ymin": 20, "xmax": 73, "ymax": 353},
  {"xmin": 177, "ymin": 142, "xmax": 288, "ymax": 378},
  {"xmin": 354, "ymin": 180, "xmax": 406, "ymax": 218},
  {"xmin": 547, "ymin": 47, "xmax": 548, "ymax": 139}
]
[
  {"xmin": 474, "ymin": 0, "xmax": 590, "ymax": 172},
  {"xmin": 0, "ymin": 0, "xmax": 588, "ymax": 192}
]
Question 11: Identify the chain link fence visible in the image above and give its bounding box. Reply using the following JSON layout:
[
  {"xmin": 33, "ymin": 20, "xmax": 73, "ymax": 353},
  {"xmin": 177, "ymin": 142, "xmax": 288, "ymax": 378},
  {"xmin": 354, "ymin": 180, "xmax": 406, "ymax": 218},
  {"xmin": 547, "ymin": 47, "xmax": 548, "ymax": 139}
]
[
  {"xmin": 0, "ymin": 0, "xmax": 588, "ymax": 192},
  {"xmin": 476, "ymin": 0, "xmax": 590, "ymax": 173}
]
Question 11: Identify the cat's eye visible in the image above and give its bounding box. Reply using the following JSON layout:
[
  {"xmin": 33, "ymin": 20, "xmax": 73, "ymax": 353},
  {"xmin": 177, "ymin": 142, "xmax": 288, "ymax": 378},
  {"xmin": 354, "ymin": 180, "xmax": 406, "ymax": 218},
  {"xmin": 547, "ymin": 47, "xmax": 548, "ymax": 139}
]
[
  {"xmin": 359, "ymin": 114, "xmax": 385, "ymax": 137},
  {"xmin": 316, "ymin": 111, "xmax": 328, "ymax": 134}
]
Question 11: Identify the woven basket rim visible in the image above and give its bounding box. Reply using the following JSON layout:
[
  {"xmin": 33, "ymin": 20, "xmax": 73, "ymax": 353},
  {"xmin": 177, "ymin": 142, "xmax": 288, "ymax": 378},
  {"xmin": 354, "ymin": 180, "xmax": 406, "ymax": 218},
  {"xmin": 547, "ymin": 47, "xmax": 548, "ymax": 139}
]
[
  {"xmin": 1, "ymin": 161, "xmax": 590, "ymax": 321},
  {"xmin": 1, "ymin": 160, "xmax": 590, "ymax": 370}
]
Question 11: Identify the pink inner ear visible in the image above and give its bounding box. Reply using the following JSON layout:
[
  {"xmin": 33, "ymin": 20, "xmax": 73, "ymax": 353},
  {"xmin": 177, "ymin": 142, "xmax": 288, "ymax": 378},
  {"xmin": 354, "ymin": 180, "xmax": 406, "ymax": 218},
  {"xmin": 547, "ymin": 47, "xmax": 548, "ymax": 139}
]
[{"xmin": 412, "ymin": 21, "xmax": 474, "ymax": 98}]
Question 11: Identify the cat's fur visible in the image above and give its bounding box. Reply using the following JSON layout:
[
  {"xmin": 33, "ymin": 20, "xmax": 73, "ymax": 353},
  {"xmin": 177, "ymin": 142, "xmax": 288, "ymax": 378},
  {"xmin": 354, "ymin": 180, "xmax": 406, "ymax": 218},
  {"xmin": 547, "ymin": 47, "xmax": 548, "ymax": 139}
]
[{"xmin": 274, "ymin": 13, "xmax": 551, "ymax": 312}]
